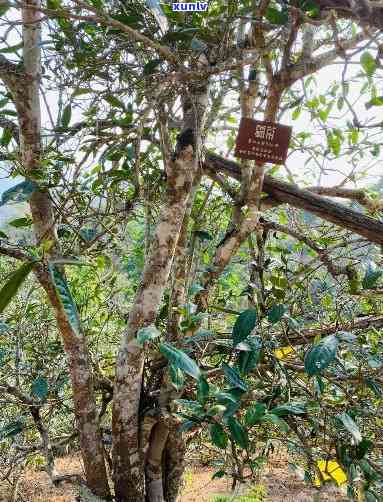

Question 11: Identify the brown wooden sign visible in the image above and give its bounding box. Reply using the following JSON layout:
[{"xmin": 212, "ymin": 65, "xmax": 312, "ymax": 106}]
[{"xmin": 234, "ymin": 118, "xmax": 292, "ymax": 165}]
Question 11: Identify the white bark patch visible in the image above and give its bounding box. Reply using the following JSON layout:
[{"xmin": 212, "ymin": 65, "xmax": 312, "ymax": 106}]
[
  {"xmin": 147, "ymin": 479, "xmax": 164, "ymax": 502},
  {"xmin": 130, "ymin": 452, "xmax": 140, "ymax": 465},
  {"xmin": 127, "ymin": 339, "xmax": 142, "ymax": 354}
]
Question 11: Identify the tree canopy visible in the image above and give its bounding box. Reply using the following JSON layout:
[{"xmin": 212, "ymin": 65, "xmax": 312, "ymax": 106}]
[{"xmin": 1, "ymin": 1, "xmax": 383, "ymax": 501}]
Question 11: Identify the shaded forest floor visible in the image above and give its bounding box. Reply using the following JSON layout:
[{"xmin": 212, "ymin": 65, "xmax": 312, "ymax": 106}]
[{"xmin": 0, "ymin": 454, "xmax": 349, "ymax": 501}]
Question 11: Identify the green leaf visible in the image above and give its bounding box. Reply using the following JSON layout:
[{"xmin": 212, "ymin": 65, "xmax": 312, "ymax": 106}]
[
  {"xmin": 355, "ymin": 439, "xmax": 373, "ymax": 460},
  {"xmin": 1, "ymin": 127, "xmax": 12, "ymax": 146},
  {"xmin": 195, "ymin": 230, "xmax": 213, "ymax": 241},
  {"xmin": 8, "ymin": 216, "xmax": 33, "ymax": 228},
  {"xmin": 184, "ymin": 329, "xmax": 214, "ymax": 345},
  {"xmin": 360, "ymin": 52, "xmax": 377, "ymax": 76},
  {"xmin": 212, "ymin": 470, "xmax": 226, "ymax": 479},
  {"xmin": 79, "ymin": 227, "xmax": 98, "ymax": 242},
  {"xmin": 197, "ymin": 375, "xmax": 209, "ymax": 405},
  {"xmin": 206, "ymin": 404, "xmax": 227, "ymax": 417},
  {"xmin": 2, "ymin": 109, "xmax": 17, "ymax": 116},
  {"xmin": 292, "ymin": 107, "xmax": 301, "ymax": 120},
  {"xmin": 223, "ymin": 401, "xmax": 240, "ymax": 419},
  {"xmin": 61, "ymin": 104, "xmax": 72, "ymax": 128},
  {"xmin": 0, "ymin": 180, "xmax": 38, "ymax": 206},
  {"xmin": 365, "ymin": 378, "xmax": 382, "ymax": 396},
  {"xmin": 0, "ymin": 347, "xmax": 7, "ymax": 366},
  {"xmin": 265, "ymin": 7, "xmax": 288, "ymax": 25},
  {"xmin": 349, "ymin": 128, "xmax": 359, "ymax": 145},
  {"xmin": 103, "ymin": 94, "xmax": 125, "ymax": 109},
  {"xmin": 248, "ymin": 69, "xmax": 257, "ymax": 81},
  {"xmin": 261, "ymin": 413, "xmax": 289, "ymax": 432},
  {"xmin": 299, "ymin": 0, "xmax": 319, "ymax": 16},
  {"xmin": 232, "ymin": 309, "xmax": 257, "ymax": 347},
  {"xmin": 0, "ymin": 419, "xmax": 24, "ymax": 440},
  {"xmin": 267, "ymin": 304, "xmax": 287, "ymax": 324},
  {"xmin": 143, "ymin": 58, "xmax": 163, "ymax": 75},
  {"xmin": 47, "ymin": 0, "xmax": 62, "ymax": 8},
  {"xmin": 337, "ymin": 97, "xmax": 344, "ymax": 111},
  {"xmin": 190, "ymin": 37, "xmax": 207, "ymax": 51},
  {"xmin": 175, "ymin": 399, "xmax": 205, "ymax": 417},
  {"xmin": 0, "ymin": 261, "xmax": 35, "ymax": 314},
  {"xmin": 72, "ymin": 88, "xmax": 93, "ymax": 97},
  {"xmin": 327, "ymin": 132, "xmax": 341, "ymax": 156},
  {"xmin": 222, "ymin": 363, "xmax": 248, "ymax": 392},
  {"xmin": 209, "ymin": 423, "xmax": 228, "ymax": 449},
  {"xmin": 237, "ymin": 336, "xmax": 261, "ymax": 374},
  {"xmin": 359, "ymin": 460, "xmax": 380, "ymax": 482},
  {"xmin": 89, "ymin": 0, "xmax": 102, "ymax": 8},
  {"xmin": 237, "ymin": 348, "xmax": 261, "ymax": 374},
  {"xmin": 160, "ymin": 342, "xmax": 201, "ymax": 380},
  {"xmin": 304, "ymin": 335, "xmax": 339, "ymax": 376},
  {"xmin": 362, "ymin": 262, "xmax": 382, "ymax": 289},
  {"xmin": 364, "ymin": 491, "xmax": 379, "ymax": 502},
  {"xmin": 365, "ymin": 96, "xmax": 383, "ymax": 109},
  {"xmin": 169, "ymin": 363, "xmax": 185, "ymax": 391},
  {"xmin": 178, "ymin": 420, "xmax": 196, "ymax": 433},
  {"xmin": 177, "ymin": 420, "xmax": 197, "ymax": 433},
  {"xmin": 337, "ymin": 412, "xmax": 362, "ymax": 444},
  {"xmin": 245, "ymin": 403, "xmax": 266, "ymax": 426},
  {"xmin": 0, "ymin": 322, "xmax": 10, "ymax": 332},
  {"xmin": 0, "ymin": 3, "xmax": 10, "ymax": 16},
  {"xmin": 49, "ymin": 263, "xmax": 81, "ymax": 335},
  {"xmin": 0, "ymin": 42, "xmax": 23, "ymax": 54},
  {"xmin": 31, "ymin": 376, "xmax": 49, "ymax": 400},
  {"xmin": 270, "ymin": 402, "xmax": 306, "ymax": 417},
  {"xmin": 227, "ymin": 417, "xmax": 248, "ymax": 449},
  {"xmin": 213, "ymin": 391, "xmax": 238, "ymax": 405},
  {"xmin": 137, "ymin": 325, "xmax": 160, "ymax": 346},
  {"xmin": 0, "ymin": 230, "xmax": 8, "ymax": 239}
]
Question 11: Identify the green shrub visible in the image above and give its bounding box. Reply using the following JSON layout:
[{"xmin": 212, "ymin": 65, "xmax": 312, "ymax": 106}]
[
  {"xmin": 212, "ymin": 497, "xmax": 231, "ymax": 502},
  {"xmin": 211, "ymin": 484, "xmax": 266, "ymax": 502}
]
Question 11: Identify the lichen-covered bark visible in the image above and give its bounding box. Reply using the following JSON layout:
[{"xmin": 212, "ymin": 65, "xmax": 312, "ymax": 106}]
[
  {"xmin": 112, "ymin": 147, "xmax": 197, "ymax": 502},
  {"xmin": 142, "ymin": 183, "xmax": 200, "ymax": 502},
  {"xmin": 35, "ymin": 267, "xmax": 110, "ymax": 497},
  {"xmin": 1, "ymin": 2, "xmax": 111, "ymax": 497},
  {"xmin": 163, "ymin": 423, "xmax": 186, "ymax": 502},
  {"xmin": 112, "ymin": 83, "xmax": 209, "ymax": 501},
  {"xmin": 167, "ymin": 177, "xmax": 200, "ymax": 341},
  {"xmin": 145, "ymin": 420, "xmax": 170, "ymax": 502}
]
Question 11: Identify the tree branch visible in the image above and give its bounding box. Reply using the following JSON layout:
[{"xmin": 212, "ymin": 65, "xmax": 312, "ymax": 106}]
[{"xmin": 204, "ymin": 152, "xmax": 383, "ymax": 246}]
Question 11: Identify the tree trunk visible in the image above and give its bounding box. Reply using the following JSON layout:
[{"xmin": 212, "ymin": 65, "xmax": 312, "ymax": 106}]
[
  {"xmin": 145, "ymin": 420, "xmax": 169, "ymax": 502},
  {"xmin": 163, "ymin": 424, "xmax": 186, "ymax": 502},
  {"xmin": 112, "ymin": 147, "xmax": 198, "ymax": 501},
  {"xmin": 112, "ymin": 83, "xmax": 209, "ymax": 501},
  {"xmin": 9, "ymin": 2, "xmax": 111, "ymax": 497},
  {"xmin": 144, "ymin": 181, "xmax": 200, "ymax": 502}
]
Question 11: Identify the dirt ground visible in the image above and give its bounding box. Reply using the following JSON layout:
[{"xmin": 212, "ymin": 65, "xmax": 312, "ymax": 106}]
[{"xmin": 0, "ymin": 454, "xmax": 349, "ymax": 502}]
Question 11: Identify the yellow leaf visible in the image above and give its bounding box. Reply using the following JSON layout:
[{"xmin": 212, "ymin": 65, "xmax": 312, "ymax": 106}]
[
  {"xmin": 274, "ymin": 346, "xmax": 294, "ymax": 360},
  {"xmin": 41, "ymin": 239, "xmax": 54, "ymax": 253},
  {"xmin": 314, "ymin": 460, "xmax": 347, "ymax": 486}
]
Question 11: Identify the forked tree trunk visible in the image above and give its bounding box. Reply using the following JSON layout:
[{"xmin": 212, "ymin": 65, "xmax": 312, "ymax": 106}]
[
  {"xmin": 11, "ymin": 2, "xmax": 111, "ymax": 497},
  {"xmin": 112, "ymin": 83, "xmax": 209, "ymax": 501},
  {"xmin": 112, "ymin": 145, "xmax": 198, "ymax": 501},
  {"xmin": 142, "ymin": 194, "xmax": 199, "ymax": 502}
]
